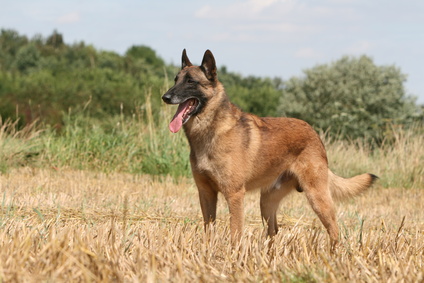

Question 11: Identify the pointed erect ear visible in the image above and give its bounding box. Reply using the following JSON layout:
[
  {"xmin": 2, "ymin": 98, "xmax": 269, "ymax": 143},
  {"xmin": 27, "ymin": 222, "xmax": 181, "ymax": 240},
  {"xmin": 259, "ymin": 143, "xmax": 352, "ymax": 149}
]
[
  {"xmin": 181, "ymin": 49, "xmax": 192, "ymax": 69},
  {"xmin": 201, "ymin": 50, "xmax": 217, "ymax": 81}
]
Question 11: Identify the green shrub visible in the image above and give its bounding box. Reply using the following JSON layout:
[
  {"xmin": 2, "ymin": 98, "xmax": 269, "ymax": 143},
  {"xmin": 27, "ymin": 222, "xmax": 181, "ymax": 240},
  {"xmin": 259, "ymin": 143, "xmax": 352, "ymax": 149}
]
[{"xmin": 278, "ymin": 55, "xmax": 422, "ymax": 141}]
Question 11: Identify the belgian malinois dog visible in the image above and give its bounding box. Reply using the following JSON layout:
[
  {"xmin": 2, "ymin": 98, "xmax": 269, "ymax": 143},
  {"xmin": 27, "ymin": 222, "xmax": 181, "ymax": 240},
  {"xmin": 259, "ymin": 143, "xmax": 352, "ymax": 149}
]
[{"xmin": 162, "ymin": 49, "xmax": 377, "ymax": 245}]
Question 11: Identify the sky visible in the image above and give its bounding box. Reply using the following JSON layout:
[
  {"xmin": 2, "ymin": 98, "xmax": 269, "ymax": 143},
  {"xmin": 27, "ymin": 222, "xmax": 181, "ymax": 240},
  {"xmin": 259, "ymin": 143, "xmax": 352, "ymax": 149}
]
[{"xmin": 1, "ymin": 0, "xmax": 424, "ymax": 104}]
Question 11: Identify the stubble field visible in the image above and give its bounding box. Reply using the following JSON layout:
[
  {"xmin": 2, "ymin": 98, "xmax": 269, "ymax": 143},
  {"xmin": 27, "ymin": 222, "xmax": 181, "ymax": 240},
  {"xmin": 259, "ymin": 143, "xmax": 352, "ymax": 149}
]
[{"xmin": 1, "ymin": 167, "xmax": 423, "ymax": 282}]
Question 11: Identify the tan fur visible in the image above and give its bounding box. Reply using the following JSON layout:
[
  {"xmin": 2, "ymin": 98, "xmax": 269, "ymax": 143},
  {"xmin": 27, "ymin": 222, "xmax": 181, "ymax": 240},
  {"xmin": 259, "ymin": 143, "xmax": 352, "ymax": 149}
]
[
  {"xmin": 328, "ymin": 170, "xmax": 376, "ymax": 201},
  {"xmin": 162, "ymin": 50, "xmax": 377, "ymax": 245}
]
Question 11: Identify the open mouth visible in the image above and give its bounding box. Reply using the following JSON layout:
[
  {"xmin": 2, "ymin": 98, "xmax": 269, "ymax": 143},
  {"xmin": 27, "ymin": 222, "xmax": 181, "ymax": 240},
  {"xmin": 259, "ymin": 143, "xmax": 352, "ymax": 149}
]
[{"xmin": 169, "ymin": 98, "xmax": 199, "ymax": 133}]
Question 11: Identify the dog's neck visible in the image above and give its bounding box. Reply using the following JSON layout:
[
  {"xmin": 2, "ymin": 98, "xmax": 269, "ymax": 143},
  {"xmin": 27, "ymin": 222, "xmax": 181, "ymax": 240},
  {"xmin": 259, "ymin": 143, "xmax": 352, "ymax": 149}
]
[{"xmin": 183, "ymin": 84, "xmax": 241, "ymax": 142}]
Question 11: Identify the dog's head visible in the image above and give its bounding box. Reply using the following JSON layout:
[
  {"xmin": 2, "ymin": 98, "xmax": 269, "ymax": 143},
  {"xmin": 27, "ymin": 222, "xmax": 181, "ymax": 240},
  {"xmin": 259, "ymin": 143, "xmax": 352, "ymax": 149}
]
[{"xmin": 162, "ymin": 49, "xmax": 217, "ymax": 133}]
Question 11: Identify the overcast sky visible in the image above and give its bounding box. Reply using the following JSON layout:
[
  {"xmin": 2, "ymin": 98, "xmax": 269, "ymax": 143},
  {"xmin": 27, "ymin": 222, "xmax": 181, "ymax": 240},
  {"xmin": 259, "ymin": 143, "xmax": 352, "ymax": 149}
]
[{"xmin": 1, "ymin": 0, "xmax": 423, "ymax": 103}]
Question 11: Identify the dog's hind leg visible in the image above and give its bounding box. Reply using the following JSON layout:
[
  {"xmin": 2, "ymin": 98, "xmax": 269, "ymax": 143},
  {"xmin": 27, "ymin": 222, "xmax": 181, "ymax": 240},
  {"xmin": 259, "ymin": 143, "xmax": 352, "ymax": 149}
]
[
  {"xmin": 260, "ymin": 175, "xmax": 297, "ymax": 237},
  {"xmin": 296, "ymin": 167, "xmax": 339, "ymax": 245},
  {"xmin": 304, "ymin": 184, "xmax": 339, "ymax": 244}
]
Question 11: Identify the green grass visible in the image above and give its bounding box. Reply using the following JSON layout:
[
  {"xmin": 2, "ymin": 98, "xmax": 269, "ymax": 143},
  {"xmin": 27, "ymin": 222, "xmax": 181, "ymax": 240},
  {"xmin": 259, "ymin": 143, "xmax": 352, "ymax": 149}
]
[
  {"xmin": 0, "ymin": 118, "xmax": 41, "ymax": 173},
  {"xmin": 37, "ymin": 97, "xmax": 190, "ymax": 178},
  {"xmin": 0, "ymin": 98, "xmax": 423, "ymax": 189}
]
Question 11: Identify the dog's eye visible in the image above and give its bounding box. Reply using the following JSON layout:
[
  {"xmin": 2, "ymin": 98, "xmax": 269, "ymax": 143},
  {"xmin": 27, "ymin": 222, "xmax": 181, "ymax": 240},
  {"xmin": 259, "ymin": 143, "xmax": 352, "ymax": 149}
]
[
  {"xmin": 174, "ymin": 76, "xmax": 178, "ymax": 82},
  {"xmin": 187, "ymin": 78, "xmax": 197, "ymax": 84}
]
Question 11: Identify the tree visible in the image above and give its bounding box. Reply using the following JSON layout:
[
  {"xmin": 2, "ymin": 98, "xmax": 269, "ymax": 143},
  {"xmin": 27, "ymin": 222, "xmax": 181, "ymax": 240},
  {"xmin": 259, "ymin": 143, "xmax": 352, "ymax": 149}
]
[
  {"xmin": 219, "ymin": 67, "xmax": 281, "ymax": 117},
  {"xmin": 278, "ymin": 55, "xmax": 420, "ymax": 140},
  {"xmin": 46, "ymin": 30, "xmax": 64, "ymax": 49},
  {"xmin": 14, "ymin": 44, "xmax": 41, "ymax": 72},
  {"xmin": 0, "ymin": 29, "xmax": 29, "ymax": 70},
  {"xmin": 125, "ymin": 45, "xmax": 164, "ymax": 68}
]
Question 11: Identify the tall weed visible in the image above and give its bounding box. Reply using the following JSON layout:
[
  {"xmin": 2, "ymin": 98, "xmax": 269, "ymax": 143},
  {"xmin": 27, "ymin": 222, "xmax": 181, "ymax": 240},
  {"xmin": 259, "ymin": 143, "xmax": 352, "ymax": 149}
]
[
  {"xmin": 0, "ymin": 97, "xmax": 422, "ymax": 188},
  {"xmin": 325, "ymin": 124, "xmax": 423, "ymax": 189},
  {"xmin": 40, "ymin": 95, "xmax": 190, "ymax": 177},
  {"xmin": 0, "ymin": 118, "xmax": 41, "ymax": 173}
]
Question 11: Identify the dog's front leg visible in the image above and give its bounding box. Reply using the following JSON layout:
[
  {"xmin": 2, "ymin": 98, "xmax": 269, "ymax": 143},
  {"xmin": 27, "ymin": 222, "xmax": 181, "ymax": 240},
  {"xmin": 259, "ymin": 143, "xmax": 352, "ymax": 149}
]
[
  {"xmin": 198, "ymin": 186, "xmax": 218, "ymax": 229},
  {"xmin": 192, "ymin": 172, "xmax": 219, "ymax": 230},
  {"xmin": 224, "ymin": 188, "xmax": 246, "ymax": 244}
]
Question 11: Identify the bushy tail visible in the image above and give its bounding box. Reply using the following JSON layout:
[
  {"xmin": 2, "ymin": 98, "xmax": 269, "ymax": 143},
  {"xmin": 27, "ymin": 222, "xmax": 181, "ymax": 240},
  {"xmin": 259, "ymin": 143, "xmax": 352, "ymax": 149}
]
[{"xmin": 328, "ymin": 169, "xmax": 378, "ymax": 201}]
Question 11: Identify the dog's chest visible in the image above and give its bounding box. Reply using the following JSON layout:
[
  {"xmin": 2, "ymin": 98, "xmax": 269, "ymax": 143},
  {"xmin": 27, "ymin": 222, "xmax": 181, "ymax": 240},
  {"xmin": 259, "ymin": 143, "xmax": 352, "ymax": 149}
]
[
  {"xmin": 190, "ymin": 141, "xmax": 230, "ymax": 179},
  {"xmin": 191, "ymin": 145, "xmax": 216, "ymax": 173}
]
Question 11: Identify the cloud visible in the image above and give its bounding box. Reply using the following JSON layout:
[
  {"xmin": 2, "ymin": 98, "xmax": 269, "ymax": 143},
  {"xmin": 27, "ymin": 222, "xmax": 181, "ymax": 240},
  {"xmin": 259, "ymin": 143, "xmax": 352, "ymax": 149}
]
[
  {"xmin": 344, "ymin": 41, "xmax": 373, "ymax": 54},
  {"xmin": 194, "ymin": 0, "xmax": 323, "ymax": 44},
  {"xmin": 208, "ymin": 32, "xmax": 257, "ymax": 43},
  {"xmin": 193, "ymin": 0, "xmax": 374, "ymax": 50},
  {"xmin": 294, "ymin": 47, "xmax": 322, "ymax": 59},
  {"xmin": 195, "ymin": 0, "xmax": 299, "ymax": 21},
  {"xmin": 195, "ymin": 0, "xmax": 360, "ymax": 29},
  {"xmin": 194, "ymin": 0, "xmax": 353, "ymax": 41},
  {"xmin": 56, "ymin": 12, "xmax": 81, "ymax": 24},
  {"xmin": 233, "ymin": 22, "xmax": 318, "ymax": 34}
]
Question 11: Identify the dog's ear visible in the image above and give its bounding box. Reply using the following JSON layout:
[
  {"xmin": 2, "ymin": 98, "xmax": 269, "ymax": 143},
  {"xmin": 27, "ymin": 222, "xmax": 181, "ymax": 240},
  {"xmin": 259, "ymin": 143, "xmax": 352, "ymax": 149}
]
[
  {"xmin": 201, "ymin": 50, "xmax": 217, "ymax": 81},
  {"xmin": 181, "ymin": 49, "xmax": 192, "ymax": 69}
]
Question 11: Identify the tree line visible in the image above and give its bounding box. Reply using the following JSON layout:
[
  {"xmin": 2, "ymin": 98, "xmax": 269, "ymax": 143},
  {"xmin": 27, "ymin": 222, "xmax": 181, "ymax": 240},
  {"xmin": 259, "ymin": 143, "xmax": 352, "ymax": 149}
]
[{"xmin": 0, "ymin": 29, "xmax": 422, "ymax": 141}]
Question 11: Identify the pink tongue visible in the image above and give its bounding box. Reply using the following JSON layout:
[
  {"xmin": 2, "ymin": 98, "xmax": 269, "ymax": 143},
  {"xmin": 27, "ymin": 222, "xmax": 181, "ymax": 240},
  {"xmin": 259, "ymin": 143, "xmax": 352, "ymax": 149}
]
[{"xmin": 169, "ymin": 100, "xmax": 191, "ymax": 133}]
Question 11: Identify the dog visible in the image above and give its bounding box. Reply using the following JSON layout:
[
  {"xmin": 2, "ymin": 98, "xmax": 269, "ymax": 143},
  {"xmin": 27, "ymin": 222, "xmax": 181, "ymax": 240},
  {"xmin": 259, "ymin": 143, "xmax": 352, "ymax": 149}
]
[{"xmin": 162, "ymin": 49, "xmax": 377, "ymax": 245}]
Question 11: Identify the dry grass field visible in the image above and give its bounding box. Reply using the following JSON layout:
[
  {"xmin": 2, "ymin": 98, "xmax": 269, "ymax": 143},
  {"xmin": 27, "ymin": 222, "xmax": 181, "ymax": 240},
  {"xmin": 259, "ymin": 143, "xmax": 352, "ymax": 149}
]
[{"xmin": 0, "ymin": 167, "xmax": 423, "ymax": 282}]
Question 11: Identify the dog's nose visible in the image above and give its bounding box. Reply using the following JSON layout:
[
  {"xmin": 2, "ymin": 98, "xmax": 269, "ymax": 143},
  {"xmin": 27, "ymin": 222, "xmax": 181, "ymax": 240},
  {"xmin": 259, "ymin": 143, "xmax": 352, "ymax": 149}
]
[{"xmin": 162, "ymin": 92, "xmax": 172, "ymax": 104}]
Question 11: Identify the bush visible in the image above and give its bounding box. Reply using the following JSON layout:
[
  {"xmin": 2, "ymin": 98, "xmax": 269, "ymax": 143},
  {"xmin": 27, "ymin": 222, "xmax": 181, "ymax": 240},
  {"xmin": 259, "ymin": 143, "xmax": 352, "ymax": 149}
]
[{"xmin": 278, "ymin": 55, "xmax": 421, "ymax": 141}]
